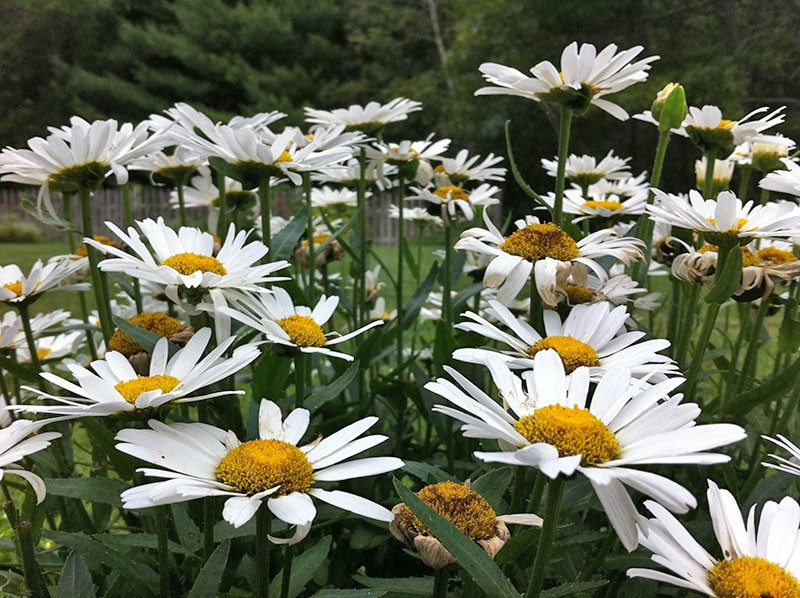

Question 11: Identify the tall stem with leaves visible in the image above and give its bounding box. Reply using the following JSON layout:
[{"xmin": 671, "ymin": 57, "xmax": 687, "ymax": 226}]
[
  {"xmin": 525, "ymin": 476, "xmax": 565, "ymax": 598},
  {"xmin": 634, "ymin": 129, "xmax": 671, "ymax": 284},
  {"xmin": 552, "ymin": 107, "xmax": 573, "ymax": 227},
  {"xmin": 396, "ymin": 176, "xmax": 407, "ymax": 366},
  {"xmin": 79, "ymin": 188, "xmax": 114, "ymax": 344}
]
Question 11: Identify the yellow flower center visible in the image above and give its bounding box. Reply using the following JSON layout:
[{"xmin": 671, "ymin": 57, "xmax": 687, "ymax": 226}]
[
  {"xmin": 108, "ymin": 312, "xmax": 187, "ymax": 356},
  {"xmin": 582, "ymin": 200, "xmax": 623, "ymax": 212},
  {"xmin": 433, "ymin": 185, "xmax": 470, "ymax": 202},
  {"xmin": 501, "ymin": 223, "xmax": 580, "ymax": 263},
  {"xmin": 74, "ymin": 235, "xmax": 118, "ymax": 257},
  {"xmin": 36, "ymin": 348, "xmax": 53, "ymax": 360},
  {"xmin": 527, "ymin": 336, "xmax": 600, "ymax": 374},
  {"xmin": 514, "ymin": 404, "xmax": 621, "ymax": 465},
  {"xmin": 3, "ymin": 281, "xmax": 23, "ymax": 296},
  {"xmin": 717, "ymin": 118, "xmax": 736, "ymax": 130},
  {"xmin": 114, "ymin": 374, "xmax": 180, "ymax": 405},
  {"xmin": 709, "ymin": 556, "xmax": 800, "ymax": 598},
  {"xmin": 277, "ymin": 315, "xmax": 327, "ymax": 347},
  {"xmin": 276, "ymin": 150, "xmax": 293, "ymax": 163},
  {"xmin": 565, "ymin": 284, "xmax": 596, "ymax": 304},
  {"xmin": 215, "ymin": 439, "xmax": 314, "ymax": 496},
  {"xmin": 707, "ymin": 217, "xmax": 750, "ymax": 233},
  {"xmin": 698, "ymin": 244, "xmax": 761, "ymax": 267},
  {"xmin": 161, "ymin": 253, "xmax": 227, "ymax": 276},
  {"xmin": 398, "ymin": 481, "xmax": 497, "ymax": 540},
  {"xmin": 758, "ymin": 246, "xmax": 797, "ymax": 265},
  {"xmin": 47, "ymin": 161, "xmax": 109, "ymax": 192}
]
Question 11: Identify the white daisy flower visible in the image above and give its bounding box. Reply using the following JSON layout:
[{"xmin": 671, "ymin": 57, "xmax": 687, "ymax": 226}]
[
  {"xmin": 454, "ymin": 299, "xmax": 676, "ymax": 380},
  {"xmin": 434, "ymin": 149, "xmax": 506, "ymax": 184},
  {"xmin": 311, "ymin": 186, "xmax": 362, "ymax": 212},
  {"xmin": 148, "ymin": 102, "xmax": 286, "ymax": 139},
  {"xmin": 560, "ymin": 273, "xmax": 647, "ymax": 306},
  {"xmin": 367, "ymin": 136, "xmax": 451, "ymax": 187},
  {"xmin": 304, "ymin": 98, "xmax": 422, "ymax": 133},
  {"xmin": 16, "ymin": 331, "xmax": 83, "ymax": 365},
  {"xmin": 543, "ymin": 187, "xmax": 647, "ymax": 222},
  {"xmin": 0, "ymin": 309, "xmax": 73, "ymax": 350},
  {"xmin": 476, "ymin": 42, "xmax": 658, "ymax": 120},
  {"xmin": 762, "ymin": 434, "xmax": 800, "ymax": 477},
  {"xmin": 219, "ymin": 287, "xmax": 383, "ymax": 361},
  {"xmin": 541, "ymin": 151, "xmax": 631, "ymax": 186},
  {"xmin": 0, "ymin": 419, "xmax": 62, "ymax": 503},
  {"xmin": 427, "ymin": 352, "xmax": 745, "ymax": 550},
  {"xmin": 648, "ymin": 189, "xmax": 800, "ymax": 242},
  {"xmin": 628, "ymin": 480, "xmax": 800, "ymax": 596},
  {"xmin": 454, "ymin": 210, "xmax": 643, "ymax": 305},
  {"xmin": 407, "ymin": 183, "xmax": 500, "ymax": 223},
  {"xmin": 129, "ymin": 147, "xmax": 205, "ymax": 183},
  {"xmin": 388, "ymin": 205, "xmax": 443, "ymax": 227},
  {"xmin": 312, "ymin": 157, "xmax": 397, "ymax": 191},
  {"xmin": 87, "ymin": 217, "xmax": 290, "ymax": 340},
  {"xmin": 15, "ymin": 328, "xmax": 258, "ymax": 418},
  {"xmin": 0, "ymin": 117, "xmax": 163, "ymax": 198},
  {"xmin": 589, "ymin": 173, "xmax": 649, "ymax": 200},
  {"xmin": 0, "ymin": 257, "xmax": 88, "ymax": 305},
  {"xmin": 750, "ymin": 134, "xmax": 796, "ymax": 173},
  {"xmin": 760, "ymin": 157, "xmax": 800, "ymax": 197},
  {"xmin": 695, "ymin": 157, "xmax": 735, "ymax": 192},
  {"xmin": 116, "ymin": 399, "xmax": 403, "ymax": 543},
  {"xmin": 683, "ymin": 105, "xmax": 786, "ymax": 150}
]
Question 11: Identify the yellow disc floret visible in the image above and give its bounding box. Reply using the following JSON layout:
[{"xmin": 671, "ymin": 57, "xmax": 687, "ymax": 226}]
[
  {"xmin": 709, "ymin": 556, "xmax": 800, "ymax": 598},
  {"xmin": 74, "ymin": 235, "xmax": 119, "ymax": 257},
  {"xmin": 108, "ymin": 312, "xmax": 187, "ymax": 356},
  {"xmin": 36, "ymin": 348, "xmax": 53, "ymax": 361},
  {"xmin": 433, "ymin": 186, "xmax": 470, "ymax": 202},
  {"xmin": 514, "ymin": 404, "xmax": 621, "ymax": 465},
  {"xmin": 501, "ymin": 223, "xmax": 580, "ymax": 263},
  {"xmin": 565, "ymin": 284, "xmax": 596, "ymax": 304},
  {"xmin": 114, "ymin": 375, "xmax": 180, "ymax": 404},
  {"xmin": 3, "ymin": 281, "xmax": 23, "ymax": 297},
  {"xmin": 398, "ymin": 481, "xmax": 497, "ymax": 540},
  {"xmin": 528, "ymin": 336, "xmax": 600, "ymax": 373},
  {"xmin": 758, "ymin": 246, "xmax": 798, "ymax": 265},
  {"xmin": 277, "ymin": 315, "xmax": 327, "ymax": 347},
  {"xmin": 161, "ymin": 253, "xmax": 227, "ymax": 276},
  {"xmin": 582, "ymin": 200, "xmax": 623, "ymax": 212},
  {"xmin": 215, "ymin": 439, "xmax": 314, "ymax": 496}
]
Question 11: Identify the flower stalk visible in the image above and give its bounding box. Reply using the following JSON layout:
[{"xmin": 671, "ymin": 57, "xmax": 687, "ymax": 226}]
[
  {"xmin": 525, "ymin": 475, "xmax": 565, "ymax": 597},
  {"xmin": 553, "ymin": 107, "xmax": 574, "ymax": 227}
]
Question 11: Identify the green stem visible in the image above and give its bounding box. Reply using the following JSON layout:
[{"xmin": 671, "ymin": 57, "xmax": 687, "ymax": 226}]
[
  {"xmin": 5, "ymin": 504, "xmax": 50, "ymax": 598},
  {"xmin": 396, "ymin": 177, "xmax": 407, "ymax": 367},
  {"xmin": 442, "ymin": 222, "xmax": 453, "ymax": 328},
  {"xmin": 156, "ymin": 506, "xmax": 172, "ymax": 598},
  {"xmin": 734, "ymin": 293, "xmax": 771, "ymax": 393},
  {"xmin": 737, "ymin": 165, "xmax": 752, "ymax": 200},
  {"xmin": 703, "ymin": 155, "xmax": 716, "ymax": 198},
  {"xmin": 280, "ymin": 544, "xmax": 294, "ymax": 598},
  {"xmin": 760, "ymin": 187, "xmax": 770, "ymax": 205},
  {"xmin": 256, "ymin": 507, "xmax": 272, "ymax": 598},
  {"xmin": 79, "ymin": 188, "xmax": 114, "ymax": 344},
  {"xmin": 553, "ymin": 107, "xmax": 574, "ymax": 227},
  {"xmin": 294, "ymin": 353, "xmax": 308, "ymax": 409},
  {"xmin": 675, "ymin": 284, "xmax": 700, "ymax": 366},
  {"xmin": 525, "ymin": 476, "xmax": 565, "ymax": 598},
  {"xmin": 17, "ymin": 303, "xmax": 43, "ymax": 375},
  {"xmin": 259, "ymin": 176, "xmax": 272, "ymax": 248},
  {"xmin": 304, "ymin": 174, "xmax": 315, "ymax": 303},
  {"xmin": 528, "ymin": 275, "xmax": 543, "ymax": 330},
  {"xmin": 203, "ymin": 496, "xmax": 215, "ymax": 560},
  {"xmin": 357, "ymin": 147, "xmax": 368, "ymax": 327},
  {"xmin": 634, "ymin": 130, "xmax": 671, "ymax": 285},
  {"xmin": 666, "ymin": 278, "xmax": 682, "ymax": 353},
  {"xmin": 433, "ymin": 567, "xmax": 449, "ymax": 598},
  {"xmin": 684, "ymin": 300, "xmax": 721, "ymax": 402},
  {"xmin": 177, "ymin": 181, "xmax": 188, "ymax": 227},
  {"xmin": 121, "ymin": 183, "xmax": 144, "ymax": 312}
]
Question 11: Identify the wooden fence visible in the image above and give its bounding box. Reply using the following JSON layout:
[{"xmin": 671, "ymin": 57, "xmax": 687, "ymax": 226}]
[{"xmin": 0, "ymin": 186, "xmax": 405, "ymax": 244}]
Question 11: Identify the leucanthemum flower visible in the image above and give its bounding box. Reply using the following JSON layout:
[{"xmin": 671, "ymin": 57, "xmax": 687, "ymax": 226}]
[
  {"xmin": 454, "ymin": 210, "xmax": 643, "ymax": 305},
  {"xmin": 312, "ymin": 157, "xmax": 397, "ymax": 191},
  {"xmin": 0, "ymin": 309, "xmax": 73, "ymax": 350},
  {"xmin": 15, "ymin": 328, "xmax": 258, "ymax": 418},
  {"xmin": 16, "ymin": 331, "xmax": 83, "ymax": 365},
  {"xmin": 427, "ymin": 352, "xmax": 745, "ymax": 550},
  {"xmin": 310, "ymin": 186, "xmax": 362, "ymax": 213},
  {"xmin": 628, "ymin": 480, "xmax": 800, "ymax": 596},
  {"xmin": 0, "ymin": 419, "xmax": 61, "ymax": 503},
  {"xmin": 453, "ymin": 299, "xmax": 676, "ymax": 380},
  {"xmin": 87, "ymin": 217, "xmax": 290, "ymax": 340},
  {"xmin": 117, "ymin": 399, "xmax": 403, "ymax": 543},
  {"xmin": 433, "ymin": 149, "xmax": 506, "ymax": 185},
  {"xmin": 388, "ymin": 205, "xmax": 443, "ymax": 228},
  {"xmin": 648, "ymin": 189, "xmax": 800, "ymax": 243},
  {"xmin": 0, "ymin": 257, "xmax": 88, "ymax": 305},
  {"xmin": 389, "ymin": 480, "xmax": 541, "ymax": 569},
  {"xmin": 543, "ymin": 188, "xmax": 647, "ymax": 222},
  {"xmin": 304, "ymin": 98, "xmax": 422, "ymax": 134},
  {"xmin": 560, "ymin": 273, "xmax": 647, "ymax": 306},
  {"xmin": 129, "ymin": 147, "xmax": 205, "ymax": 184},
  {"xmin": 220, "ymin": 287, "xmax": 383, "ymax": 361},
  {"xmin": 407, "ymin": 183, "xmax": 500, "ymax": 224},
  {"xmin": 695, "ymin": 157, "xmax": 735, "ymax": 194},
  {"xmin": 476, "ymin": 42, "xmax": 658, "ymax": 120},
  {"xmin": 683, "ymin": 105, "xmax": 785, "ymax": 157},
  {"xmin": 760, "ymin": 157, "xmax": 800, "ymax": 197},
  {"xmin": 367, "ymin": 136, "xmax": 451, "ymax": 187},
  {"xmin": 542, "ymin": 151, "xmax": 631, "ymax": 187}
]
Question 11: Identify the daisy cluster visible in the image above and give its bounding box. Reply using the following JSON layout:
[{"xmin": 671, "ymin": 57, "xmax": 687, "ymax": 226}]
[{"xmin": 0, "ymin": 39, "xmax": 799, "ymax": 598}]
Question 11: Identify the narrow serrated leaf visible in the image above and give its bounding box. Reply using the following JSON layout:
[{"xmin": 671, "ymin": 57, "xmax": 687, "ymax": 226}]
[
  {"xmin": 270, "ymin": 536, "xmax": 331, "ymax": 598},
  {"xmin": 271, "ymin": 206, "xmax": 310, "ymax": 263},
  {"xmin": 188, "ymin": 539, "xmax": 231, "ymax": 598},
  {"xmin": 57, "ymin": 551, "xmax": 95, "ymax": 598}
]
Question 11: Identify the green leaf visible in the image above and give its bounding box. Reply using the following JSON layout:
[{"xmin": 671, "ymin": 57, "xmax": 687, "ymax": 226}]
[
  {"xmin": 725, "ymin": 354, "xmax": 800, "ymax": 418},
  {"xmin": 270, "ymin": 536, "xmax": 332, "ymax": 598},
  {"xmin": 353, "ymin": 574, "xmax": 433, "ymax": 596},
  {"xmin": 313, "ymin": 591, "xmax": 387, "ymax": 598},
  {"xmin": 471, "ymin": 467, "xmax": 515, "ymax": 511},
  {"xmin": 401, "ymin": 263, "xmax": 440, "ymax": 329},
  {"xmin": 778, "ymin": 298, "xmax": 800, "ymax": 353},
  {"xmin": 112, "ymin": 315, "xmax": 179, "ymax": 358},
  {"xmin": 504, "ymin": 120, "xmax": 549, "ymax": 211},
  {"xmin": 209, "ymin": 157, "xmax": 253, "ymax": 189},
  {"xmin": 271, "ymin": 206, "xmax": 310, "ymax": 263},
  {"xmin": 57, "ymin": 551, "xmax": 95, "ymax": 598},
  {"xmin": 188, "ymin": 539, "xmax": 231, "ymax": 598},
  {"xmin": 44, "ymin": 530, "xmax": 159, "ymax": 593},
  {"xmin": 0, "ymin": 353, "xmax": 41, "ymax": 383},
  {"xmin": 305, "ymin": 362, "xmax": 359, "ymax": 412},
  {"xmin": 704, "ymin": 244, "xmax": 742, "ymax": 304},
  {"xmin": 452, "ymin": 283, "xmax": 483, "ymax": 315},
  {"xmin": 43, "ymin": 477, "xmax": 129, "ymax": 508},
  {"xmin": 172, "ymin": 504, "xmax": 203, "ymax": 554},
  {"xmin": 392, "ymin": 479, "xmax": 520, "ymax": 598},
  {"xmin": 402, "ymin": 238, "xmax": 420, "ymax": 282},
  {"xmin": 252, "ymin": 351, "xmax": 292, "ymax": 404},
  {"xmin": 540, "ymin": 579, "xmax": 608, "ymax": 597}
]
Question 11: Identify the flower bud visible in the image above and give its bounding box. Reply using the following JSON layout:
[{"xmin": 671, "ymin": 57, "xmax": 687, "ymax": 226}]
[{"xmin": 651, "ymin": 83, "xmax": 687, "ymax": 132}]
